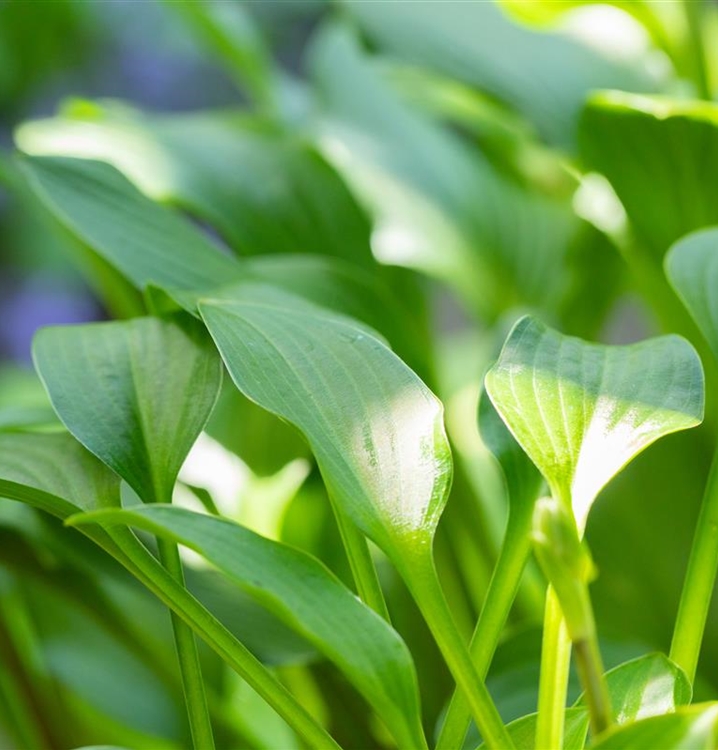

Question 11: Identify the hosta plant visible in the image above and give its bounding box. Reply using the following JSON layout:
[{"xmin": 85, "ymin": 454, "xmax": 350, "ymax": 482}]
[{"xmin": 4, "ymin": 2, "xmax": 718, "ymax": 750}]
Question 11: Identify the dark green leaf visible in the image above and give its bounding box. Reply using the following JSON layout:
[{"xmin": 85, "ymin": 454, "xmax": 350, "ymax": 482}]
[
  {"xmin": 69, "ymin": 504, "xmax": 426, "ymax": 750},
  {"xmin": 33, "ymin": 315, "xmax": 222, "ymax": 503}
]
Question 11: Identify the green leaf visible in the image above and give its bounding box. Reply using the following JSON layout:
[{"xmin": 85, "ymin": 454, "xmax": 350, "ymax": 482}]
[
  {"xmin": 0, "ymin": 431, "xmax": 121, "ymax": 556},
  {"xmin": 17, "ymin": 155, "xmax": 244, "ymax": 295},
  {"xmin": 576, "ymin": 653, "xmax": 691, "ymax": 723},
  {"xmin": 0, "ymin": 366, "xmax": 59, "ymax": 432},
  {"xmin": 485, "ymin": 316, "xmax": 704, "ymax": 528},
  {"xmin": 341, "ymin": 1, "xmax": 655, "ymax": 150},
  {"xmin": 478, "ymin": 387, "xmax": 543, "ymax": 512},
  {"xmin": 32, "ymin": 315, "xmax": 223, "ymax": 503},
  {"xmin": 666, "ymin": 228, "xmax": 718, "ymax": 361},
  {"xmin": 476, "ymin": 707, "xmax": 589, "ymax": 750},
  {"xmin": 309, "ymin": 24, "xmax": 584, "ymax": 321},
  {"xmin": 590, "ymin": 702, "xmax": 718, "ymax": 749},
  {"xmin": 199, "ymin": 283, "xmax": 452, "ymax": 557},
  {"xmin": 16, "ymin": 104, "xmax": 374, "ymax": 266},
  {"xmin": 581, "ymin": 93, "xmax": 718, "ymax": 258},
  {"xmin": 69, "ymin": 504, "xmax": 426, "ymax": 750}
]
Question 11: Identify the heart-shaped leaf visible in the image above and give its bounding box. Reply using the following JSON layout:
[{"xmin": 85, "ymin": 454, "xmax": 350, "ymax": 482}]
[
  {"xmin": 575, "ymin": 653, "xmax": 691, "ymax": 724},
  {"xmin": 485, "ymin": 316, "xmax": 704, "ymax": 528},
  {"xmin": 590, "ymin": 702, "xmax": 718, "ymax": 749},
  {"xmin": 199, "ymin": 283, "xmax": 452, "ymax": 558},
  {"xmin": 666, "ymin": 228, "xmax": 718, "ymax": 361},
  {"xmin": 33, "ymin": 315, "xmax": 223, "ymax": 504},
  {"xmin": 68, "ymin": 504, "xmax": 427, "ymax": 750}
]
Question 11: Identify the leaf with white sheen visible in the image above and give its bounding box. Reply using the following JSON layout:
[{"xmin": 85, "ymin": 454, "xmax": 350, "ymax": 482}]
[
  {"xmin": 68, "ymin": 504, "xmax": 426, "ymax": 750},
  {"xmin": 666, "ymin": 228, "xmax": 718, "ymax": 362},
  {"xmin": 33, "ymin": 315, "xmax": 222, "ymax": 503},
  {"xmin": 590, "ymin": 702, "xmax": 718, "ymax": 749},
  {"xmin": 577, "ymin": 653, "xmax": 691, "ymax": 724},
  {"xmin": 199, "ymin": 283, "xmax": 452, "ymax": 557},
  {"xmin": 485, "ymin": 316, "xmax": 703, "ymax": 528}
]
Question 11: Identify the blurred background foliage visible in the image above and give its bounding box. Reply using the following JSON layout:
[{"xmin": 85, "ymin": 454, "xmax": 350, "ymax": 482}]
[{"xmin": 2, "ymin": 1, "xmax": 718, "ymax": 748}]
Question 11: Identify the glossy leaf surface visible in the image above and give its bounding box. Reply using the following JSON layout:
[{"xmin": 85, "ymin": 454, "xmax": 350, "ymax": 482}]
[
  {"xmin": 69, "ymin": 504, "xmax": 426, "ymax": 750},
  {"xmin": 666, "ymin": 228, "xmax": 718, "ymax": 361},
  {"xmin": 199, "ymin": 284, "xmax": 452, "ymax": 557},
  {"xmin": 485, "ymin": 316, "xmax": 704, "ymax": 527},
  {"xmin": 33, "ymin": 315, "xmax": 222, "ymax": 503},
  {"xmin": 577, "ymin": 653, "xmax": 691, "ymax": 723},
  {"xmin": 590, "ymin": 702, "xmax": 718, "ymax": 749}
]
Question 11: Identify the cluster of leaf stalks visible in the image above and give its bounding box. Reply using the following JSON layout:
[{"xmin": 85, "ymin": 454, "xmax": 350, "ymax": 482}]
[{"xmin": 3, "ymin": 1, "xmax": 718, "ymax": 750}]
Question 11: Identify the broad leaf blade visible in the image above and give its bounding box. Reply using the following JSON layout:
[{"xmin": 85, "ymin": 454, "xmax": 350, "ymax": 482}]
[
  {"xmin": 18, "ymin": 155, "xmax": 244, "ymax": 295},
  {"xmin": 69, "ymin": 504, "xmax": 426, "ymax": 750},
  {"xmin": 17, "ymin": 104, "xmax": 374, "ymax": 266},
  {"xmin": 590, "ymin": 702, "xmax": 718, "ymax": 749},
  {"xmin": 581, "ymin": 93, "xmax": 718, "ymax": 258},
  {"xmin": 485, "ymin": 316, "xmax": 704, "ymax": 527},
  {"xmin": 199, "ymin": 284, "xmax": 452, "ymax": 556},
  {"xmin": 576, "ymin": 653, "xmax": 691, "ymax": 723},
  {"xmin": 666, "ymin": 228, "xmax": 718, "ymax": 362},
  {"xmin": 342, "ymin": 1, "xmax": 655, "ymax": 150},
  {"xmin": 33, "ymin": 315, "xmax": 222, "ymax": 503}
]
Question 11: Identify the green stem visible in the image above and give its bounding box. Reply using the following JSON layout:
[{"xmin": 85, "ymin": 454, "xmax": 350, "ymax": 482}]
[
  {"xmin": 684, "ymin": 0, "xmax": 711, "ymax": 100},
  {"xmin": 436, "ymin": 509, "xmax": 535, "ymax": 750},
  {"xmin": 400, "ymin": 550, "xmax": 515, "ymax": 750},
  {"xmin": 670, "ymin": 445, "xmax": 718, "ymax": 682},
  {"xmin": 109, "ymin": 528, "xmax": 341, "ymax": 750},
  {"xmin": 157, "ymin": 538, "xmax": 215, "ymax": 750},
  {"xmin": 574, "ymin": 637, "xmax": 611, "ymax": 737},
  {"xmin": 331, "ymin": 501, "xmax": 390, "ymax": 621},
  {"xmin": 535, "ymin": 588, "xmax": 572, "ymax": 750}
]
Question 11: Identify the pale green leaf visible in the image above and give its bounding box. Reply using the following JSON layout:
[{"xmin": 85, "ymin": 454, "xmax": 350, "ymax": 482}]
[
  {"xmin": 666, "ymin": 228, "xmax": 718, "ymax": 361},
  {"xmin": 341, "ymin": 1, "xmax": 655, "ymax": 149},
  {"xmin": 199, "ymin": 283, "xmax": 452, "ymax": 556},
  {"xmin": 485, "ymin": 316, "xmax": 704, "ymax": 528},
  {"xmin": 69, "ymin": 504, "xmax": 426, "ymax": 750},
  {"xmin": 581, "ymin": 93, "xmax": 718, "ymax": 258},
  {"xmin": 309, "ymin": 24, "xmax": 583, "ymax": 321},
  {"xmin": 590, "ymin": 702, "xmax": 718, "ymax": 749},
  {"xmin": 576, "ymin": 653, "xmax": 691, "ymax": 724},
  {"xmin": 33, "ymin": 315, "xmax": 223, "ymax": 503}
]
